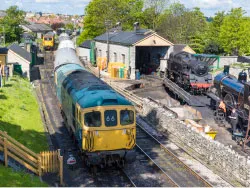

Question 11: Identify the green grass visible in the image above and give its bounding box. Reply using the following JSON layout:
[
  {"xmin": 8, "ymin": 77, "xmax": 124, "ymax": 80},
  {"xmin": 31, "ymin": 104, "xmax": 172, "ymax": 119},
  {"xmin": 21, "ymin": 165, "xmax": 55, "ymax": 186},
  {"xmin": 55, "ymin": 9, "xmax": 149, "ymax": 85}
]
[
  {"xmin": 0, "ymin": 165, "xmax": 47, "ymax": 187},
  {"xmin": 0, "ymin": 75, "xmax": 48, "ymax": 152}
]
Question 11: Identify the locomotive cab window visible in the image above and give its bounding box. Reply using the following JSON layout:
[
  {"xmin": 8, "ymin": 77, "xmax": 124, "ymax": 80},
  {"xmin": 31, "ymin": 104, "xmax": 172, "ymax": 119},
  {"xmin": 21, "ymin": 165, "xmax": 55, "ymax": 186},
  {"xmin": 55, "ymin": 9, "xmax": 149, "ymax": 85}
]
[
  {"xmin": 120, "ymin": 110, "xmax": 134, "ymax": 125},
  {"xmin": 84, "ymin": 111, "xmax": 101, "ymax": 127},
  {"xmin": 104, "ymin": 110, "xmax": 117, "ymax": 127},
  {"xmin": 44, "ymin": 37, "xmax": 52, "ymax": 41}
]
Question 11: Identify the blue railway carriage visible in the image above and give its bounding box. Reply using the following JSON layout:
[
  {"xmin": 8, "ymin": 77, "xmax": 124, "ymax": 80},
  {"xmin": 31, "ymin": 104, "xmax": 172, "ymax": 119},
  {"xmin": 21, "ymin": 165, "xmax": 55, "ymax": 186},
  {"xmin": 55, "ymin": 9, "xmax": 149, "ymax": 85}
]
[{"xmin": 54, "ymin": 39, "xmax": 136, "ymax": 167}]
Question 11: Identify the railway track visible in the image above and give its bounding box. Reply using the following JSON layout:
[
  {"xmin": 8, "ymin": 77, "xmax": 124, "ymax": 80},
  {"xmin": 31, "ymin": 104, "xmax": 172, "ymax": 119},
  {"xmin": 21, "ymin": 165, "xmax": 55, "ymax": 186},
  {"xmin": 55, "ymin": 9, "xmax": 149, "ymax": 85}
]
[
  {"xmin": 136, "ymin": 123, "xmax": 212, "ymax": 187},
  {"xmin": 38, "ymin": 51, "xmax": 137, "ymax": 187}
]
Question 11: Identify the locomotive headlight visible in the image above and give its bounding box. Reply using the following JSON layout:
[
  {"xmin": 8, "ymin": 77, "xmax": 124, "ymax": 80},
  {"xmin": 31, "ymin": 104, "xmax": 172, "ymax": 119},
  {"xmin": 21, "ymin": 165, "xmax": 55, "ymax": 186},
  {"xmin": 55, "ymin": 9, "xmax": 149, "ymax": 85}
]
[
  {"xmin": 95, "ymin": 131, "xmax": 99, "ymax": 136},
  {"xmin": 122, "ymin": 129, "xmax": 126, "ymax": 135}
]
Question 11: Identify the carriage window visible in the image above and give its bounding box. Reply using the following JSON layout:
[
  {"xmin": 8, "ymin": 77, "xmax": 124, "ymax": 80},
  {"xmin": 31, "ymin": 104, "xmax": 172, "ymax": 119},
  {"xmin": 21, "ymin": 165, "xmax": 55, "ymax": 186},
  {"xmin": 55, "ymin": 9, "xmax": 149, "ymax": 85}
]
[
  {"xmin": 84, "ymin": 111, "xmax": 101, "ymax": 127},
  {"xmin": 120, "ymin": 110, "xmax": 134, "ymax": 125},
  {"xmin": 104, "ymin": 110, "xmax": 117, "ymax": 127}
]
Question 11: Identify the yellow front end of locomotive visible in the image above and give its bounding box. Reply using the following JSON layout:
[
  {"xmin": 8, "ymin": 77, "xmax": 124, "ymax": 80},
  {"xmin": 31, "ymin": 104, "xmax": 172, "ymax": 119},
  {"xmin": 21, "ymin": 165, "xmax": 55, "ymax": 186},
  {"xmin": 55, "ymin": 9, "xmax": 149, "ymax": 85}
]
[
  {"xmin": 43, "ymin": 37, "xmax": 54, "ymax": 49},
  {"xmin": 81, "ymin": 106, "xmax": 136, "ymax": 152}
]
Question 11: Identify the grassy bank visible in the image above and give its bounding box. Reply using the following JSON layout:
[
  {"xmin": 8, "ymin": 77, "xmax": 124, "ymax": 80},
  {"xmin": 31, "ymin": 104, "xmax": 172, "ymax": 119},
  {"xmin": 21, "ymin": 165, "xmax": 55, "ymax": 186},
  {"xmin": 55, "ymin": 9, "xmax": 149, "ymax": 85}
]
[
  {"xmin": 0, "ymin": 76, "xmax": 48, "ymax": 152},
  {"xmin": 0, "ymin": 75, "xmax": 49, "ymax": 186},
  {"xmin": 0, "ymin": 165, "xmax": 47, "ymax": 187}
]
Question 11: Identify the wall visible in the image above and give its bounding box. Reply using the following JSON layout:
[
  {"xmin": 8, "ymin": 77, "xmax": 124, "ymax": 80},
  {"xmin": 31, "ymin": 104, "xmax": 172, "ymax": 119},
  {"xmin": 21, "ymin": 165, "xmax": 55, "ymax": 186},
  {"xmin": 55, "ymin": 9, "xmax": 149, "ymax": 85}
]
[
  {"xmin": 95, "ymin": 42, "xmax": 136, "ymax": 79},
  {"xmin": 76, "ymin": 47, "xmax": 90, "ymax": 61},
  {"xmin": 142, "ymin": 98, "xmax": 250, "ymax": 186},
  {"xmin": 8, "ymin": 50, "xmax": 30, "ymax": 79}
]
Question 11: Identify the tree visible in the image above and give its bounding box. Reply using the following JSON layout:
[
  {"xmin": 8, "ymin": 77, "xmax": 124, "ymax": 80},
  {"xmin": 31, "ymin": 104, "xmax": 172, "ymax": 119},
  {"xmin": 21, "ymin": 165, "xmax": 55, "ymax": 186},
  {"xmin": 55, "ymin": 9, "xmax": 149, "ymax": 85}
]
[
  {"xmin": 51, "ymin": 22, "xmax": 65, "ymax": 31},
  {"xmin": 219, "ymin": 8, "xmax": 250, "ymax": 55},
  {"xmin": 77, "ymin": 0, "xmax": 144, "ymax": 45},
  {"xmin": 143, "ymin": 0, "xmax": 169, "ymax": 30},
  {"xmin": 0, "ymin": 6, "xmax": 25, "ymax": 44},
  {"xmin": 156, "ymin": 3, "xmax": 207, "ymax": 52},
  {"xmin": 65, "ymin": 23, "xmax": 74, "ymax": 30},
  {"xmin": 203, "ymin": 11, "xmax": 225, "ymax": 54}
]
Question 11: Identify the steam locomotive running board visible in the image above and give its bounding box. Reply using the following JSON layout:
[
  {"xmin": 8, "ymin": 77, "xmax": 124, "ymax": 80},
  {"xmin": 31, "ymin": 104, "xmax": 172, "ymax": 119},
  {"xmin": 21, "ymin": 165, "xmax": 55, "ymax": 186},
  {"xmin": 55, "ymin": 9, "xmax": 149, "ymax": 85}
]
[{"xmin": 163, "ymin": 78, "xmax": 206, "ymax": 107}]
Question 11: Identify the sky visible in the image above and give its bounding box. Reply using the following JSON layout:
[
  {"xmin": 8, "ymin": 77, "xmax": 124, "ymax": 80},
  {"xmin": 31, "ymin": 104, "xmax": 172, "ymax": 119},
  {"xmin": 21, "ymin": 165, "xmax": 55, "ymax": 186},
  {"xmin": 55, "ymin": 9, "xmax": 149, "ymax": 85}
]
[{"xmin": 0, "ymin": 0, "xmax": 250, "ymax": 16}]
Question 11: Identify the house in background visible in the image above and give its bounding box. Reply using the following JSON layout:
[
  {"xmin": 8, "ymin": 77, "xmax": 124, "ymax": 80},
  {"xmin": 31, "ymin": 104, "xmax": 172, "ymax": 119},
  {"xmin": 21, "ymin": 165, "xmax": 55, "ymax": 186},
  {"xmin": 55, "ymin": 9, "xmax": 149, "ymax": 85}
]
[
  {"xmin": 8, "ymin": 44, "xmax": 31, "ymax": 79},
  {"xmin": 20, "ymin": 24, "xmax": 53, "ymax": 39},
  {"xmin": 77, "ymin": 40, "xmax": 91, "ymax": 62}
]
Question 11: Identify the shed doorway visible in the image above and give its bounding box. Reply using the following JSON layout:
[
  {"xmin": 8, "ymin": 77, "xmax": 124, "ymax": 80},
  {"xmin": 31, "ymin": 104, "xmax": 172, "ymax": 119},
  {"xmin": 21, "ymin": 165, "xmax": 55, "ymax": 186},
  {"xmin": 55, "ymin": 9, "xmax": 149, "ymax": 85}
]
[{"xmin": 135, "ymin": 46, "xmax": 168, "ymax": 75}]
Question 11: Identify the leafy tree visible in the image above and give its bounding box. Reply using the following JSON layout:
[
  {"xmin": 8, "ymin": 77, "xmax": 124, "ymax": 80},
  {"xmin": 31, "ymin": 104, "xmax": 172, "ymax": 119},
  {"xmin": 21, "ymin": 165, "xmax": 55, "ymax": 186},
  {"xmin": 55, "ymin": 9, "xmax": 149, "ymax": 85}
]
[
  {"xmin": 51, "ymin": 22, "xmax": 65, "ymax": 31},
  {"xmin": 219, "ymin": 8, "xmax": 250, "ymax": 55},
  {"xmin": 143, "ymin": 0, "xmax": 169, "ymax": 30},
  {"xmin": 0, "ymin": 6, "xmax": 25, "ymax": 44},
  {"xmin": 203, "ymin": 41, "xmax": 224, "ymax": 54},
  {"xmin": 78, "ymin": 0, "xmax": 144, "ymax": 44},
  {"xmin": 65, "ymin": 23, "xmax": 74, "ymax": 30},
  {"xmin": 157, "ymin": 3, "xmax": 207, "ymax": 52}
]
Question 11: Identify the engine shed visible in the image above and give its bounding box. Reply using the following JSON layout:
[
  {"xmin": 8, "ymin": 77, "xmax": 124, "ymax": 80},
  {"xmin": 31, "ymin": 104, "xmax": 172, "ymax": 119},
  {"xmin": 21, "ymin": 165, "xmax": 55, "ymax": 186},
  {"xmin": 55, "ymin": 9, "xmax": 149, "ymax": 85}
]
[{"xmin": 94, "ymin": 25, "xmax": 173, "ymax": 79}]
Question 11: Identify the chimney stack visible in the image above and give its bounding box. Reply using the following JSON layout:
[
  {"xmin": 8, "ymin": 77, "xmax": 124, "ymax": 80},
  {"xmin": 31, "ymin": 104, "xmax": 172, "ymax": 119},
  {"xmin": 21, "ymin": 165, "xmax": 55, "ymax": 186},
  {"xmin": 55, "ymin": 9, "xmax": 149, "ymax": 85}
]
[{"xmin": 134, "ymin": 22, "xmax": 139, "ymax": 32}]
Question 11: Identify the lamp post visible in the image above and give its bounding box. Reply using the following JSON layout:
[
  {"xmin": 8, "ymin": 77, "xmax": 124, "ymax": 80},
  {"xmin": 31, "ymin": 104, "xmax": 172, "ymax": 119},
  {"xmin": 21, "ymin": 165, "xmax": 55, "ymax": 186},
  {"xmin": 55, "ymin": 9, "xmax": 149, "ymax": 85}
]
[{"xmin": 105, "ymin": 20, "xmax": 111, "ymax": 68}]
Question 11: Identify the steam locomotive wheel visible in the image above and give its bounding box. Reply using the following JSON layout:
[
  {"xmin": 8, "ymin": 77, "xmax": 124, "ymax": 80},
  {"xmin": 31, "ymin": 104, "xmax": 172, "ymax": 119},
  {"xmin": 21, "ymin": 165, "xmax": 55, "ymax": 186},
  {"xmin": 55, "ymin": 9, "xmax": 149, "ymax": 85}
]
[{"xmin": 223, "ymin": 93, "xmax": 237, "ymax": 108}]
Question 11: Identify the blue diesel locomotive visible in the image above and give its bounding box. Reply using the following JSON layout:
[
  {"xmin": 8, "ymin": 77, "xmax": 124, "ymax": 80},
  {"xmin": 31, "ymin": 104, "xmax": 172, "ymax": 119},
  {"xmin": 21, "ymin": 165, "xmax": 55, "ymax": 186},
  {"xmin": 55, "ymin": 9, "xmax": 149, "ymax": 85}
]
[{"xmin": 53, "ymin": 34, "xmax": 136, "ymax": 168}]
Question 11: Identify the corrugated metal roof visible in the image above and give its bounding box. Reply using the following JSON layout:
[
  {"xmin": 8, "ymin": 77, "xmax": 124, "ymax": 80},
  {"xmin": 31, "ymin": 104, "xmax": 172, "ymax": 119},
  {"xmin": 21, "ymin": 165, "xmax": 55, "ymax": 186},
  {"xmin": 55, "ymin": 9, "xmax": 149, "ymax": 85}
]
[
  {"xmin": 79, "ymin": 40, "xmax": 91, "ymax": 49},
  {"xmin": 8, "ymin": 44, "xmax": 31, "ymax": 62},
  {"xmin": 23, "ymin": 24, "xmax": 52, "ymax": 32},
  {"xmin": 94, "ymin": 29, "xmax": 154, "ymax": 46}
]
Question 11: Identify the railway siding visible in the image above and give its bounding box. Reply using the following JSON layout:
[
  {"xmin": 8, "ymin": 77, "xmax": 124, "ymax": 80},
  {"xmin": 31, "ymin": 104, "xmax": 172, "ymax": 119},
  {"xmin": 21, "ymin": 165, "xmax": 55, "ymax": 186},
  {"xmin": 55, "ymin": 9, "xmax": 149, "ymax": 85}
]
[{"xmin": 141, "ymin": 98, "xmax": 250, "ymax": 186}]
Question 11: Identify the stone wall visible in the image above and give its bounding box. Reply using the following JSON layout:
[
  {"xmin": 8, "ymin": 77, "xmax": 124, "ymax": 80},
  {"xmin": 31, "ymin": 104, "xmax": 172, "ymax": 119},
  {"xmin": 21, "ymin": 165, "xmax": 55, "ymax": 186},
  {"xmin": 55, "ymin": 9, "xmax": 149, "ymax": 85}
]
[
  {"xmin": 142, "ymin": 98, "xmax": 250, "ymax": 186},
  {"xmin": 213, "ymin": 56, "xmax": 250, "ymax": 69}
]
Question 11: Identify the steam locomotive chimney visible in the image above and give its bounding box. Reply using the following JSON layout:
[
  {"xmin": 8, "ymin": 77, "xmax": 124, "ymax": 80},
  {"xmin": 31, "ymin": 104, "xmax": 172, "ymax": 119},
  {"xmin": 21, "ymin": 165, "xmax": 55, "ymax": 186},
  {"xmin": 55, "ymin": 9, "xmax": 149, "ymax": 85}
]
[{"xmin": 224, "ymin": 65, "xmax": 230, "ymax": 75}]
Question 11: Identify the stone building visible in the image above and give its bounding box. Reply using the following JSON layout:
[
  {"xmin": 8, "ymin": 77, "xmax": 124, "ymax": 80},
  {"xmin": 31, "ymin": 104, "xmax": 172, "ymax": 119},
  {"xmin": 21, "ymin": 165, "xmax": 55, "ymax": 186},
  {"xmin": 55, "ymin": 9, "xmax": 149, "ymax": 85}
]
[{"xmin": 94, "ymin": 25, "xmax": 173, "ymax": 79}]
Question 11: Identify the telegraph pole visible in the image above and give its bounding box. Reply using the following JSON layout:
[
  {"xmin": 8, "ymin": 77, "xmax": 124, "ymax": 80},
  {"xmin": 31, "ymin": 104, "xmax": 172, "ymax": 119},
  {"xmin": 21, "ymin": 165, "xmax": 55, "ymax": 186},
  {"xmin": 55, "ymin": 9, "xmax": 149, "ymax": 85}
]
[{"xmin": 105, "ymin": 20, "xmax": 111, "ymax": 68}]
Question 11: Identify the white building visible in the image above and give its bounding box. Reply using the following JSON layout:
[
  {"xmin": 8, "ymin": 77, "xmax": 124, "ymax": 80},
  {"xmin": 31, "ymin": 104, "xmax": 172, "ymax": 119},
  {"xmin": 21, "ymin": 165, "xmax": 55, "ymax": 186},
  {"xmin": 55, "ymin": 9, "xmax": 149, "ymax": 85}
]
[
  {"xmin": 8, "ymin": 44, "xmax": 31, "ymax": 79},
  {"xmin": 94, "ymin": 27, "xmax": 173, "ymax": 79},
  {"xmin": 77, "ymin": 40, "xmax": 91, "ymax": 62}
]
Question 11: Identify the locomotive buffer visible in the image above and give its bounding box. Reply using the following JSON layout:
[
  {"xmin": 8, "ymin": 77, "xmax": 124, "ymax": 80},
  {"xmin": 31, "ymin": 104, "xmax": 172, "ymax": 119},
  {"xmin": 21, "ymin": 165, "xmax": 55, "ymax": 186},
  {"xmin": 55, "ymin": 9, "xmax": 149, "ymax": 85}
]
[{"xmin": 163, "ymin": 77, "xmax": 206, "ymax": 107}]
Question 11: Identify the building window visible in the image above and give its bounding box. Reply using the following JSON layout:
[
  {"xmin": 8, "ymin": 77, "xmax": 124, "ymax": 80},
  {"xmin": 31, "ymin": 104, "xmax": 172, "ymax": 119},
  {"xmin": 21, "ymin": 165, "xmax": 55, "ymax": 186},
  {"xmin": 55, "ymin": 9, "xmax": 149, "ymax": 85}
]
[
  {"xmin": 122, "ymin": 54, "xmax": 125, "ymax": 63},
  {"xmin": 114, "ymin": 52, "xmax": 117, "ymax": 62},
  {"xmin": 99, "ymin": 49, "xmax": 102, "ymax": 57}
]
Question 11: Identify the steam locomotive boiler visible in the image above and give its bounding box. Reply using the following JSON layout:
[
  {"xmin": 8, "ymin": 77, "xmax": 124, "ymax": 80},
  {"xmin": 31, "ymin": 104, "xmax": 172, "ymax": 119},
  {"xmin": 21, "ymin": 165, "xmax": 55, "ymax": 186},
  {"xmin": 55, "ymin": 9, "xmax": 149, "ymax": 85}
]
[
  {"xmin": 166, "ymin": 51, "xmax": 217, "ymax": 93},
  {"xmin": 213, "ymin": 66, "xmax": 250, "ymax": 137}
]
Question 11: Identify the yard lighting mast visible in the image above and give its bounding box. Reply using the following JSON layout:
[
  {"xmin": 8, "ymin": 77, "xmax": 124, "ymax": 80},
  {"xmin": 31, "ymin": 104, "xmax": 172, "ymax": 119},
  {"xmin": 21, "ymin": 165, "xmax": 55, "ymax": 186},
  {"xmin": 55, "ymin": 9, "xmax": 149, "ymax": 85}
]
[{"xmin": 0, "ymin": 25, "xmax": 5, "ymax": 47}]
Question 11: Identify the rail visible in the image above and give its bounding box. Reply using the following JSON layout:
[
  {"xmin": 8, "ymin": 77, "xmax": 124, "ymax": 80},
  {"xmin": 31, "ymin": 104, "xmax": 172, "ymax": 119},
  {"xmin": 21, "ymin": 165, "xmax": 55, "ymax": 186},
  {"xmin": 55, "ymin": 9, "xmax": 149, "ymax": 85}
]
[
  {"xmin": 136, "ymin": 123, "xmax": 212, "ymax": 187},
  {"xmin": 135, "ymin": 144, "xmax": 178, "ymax": 187},
  {"xmin": 163, "ymin": 78, "xmax": 206, "ymax": 107},
  {"xmin": 121, "ymin": 169, "xmax": 137, "ymax": 187}
]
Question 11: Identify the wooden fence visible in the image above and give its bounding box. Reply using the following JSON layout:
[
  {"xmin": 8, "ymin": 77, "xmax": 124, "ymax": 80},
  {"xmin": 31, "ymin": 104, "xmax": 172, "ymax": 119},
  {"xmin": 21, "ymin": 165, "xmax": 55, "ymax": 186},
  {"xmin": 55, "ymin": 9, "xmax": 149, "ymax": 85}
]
[{"xmin": 0, "ymin": 131, "xmax": 63, "ymax": 185}]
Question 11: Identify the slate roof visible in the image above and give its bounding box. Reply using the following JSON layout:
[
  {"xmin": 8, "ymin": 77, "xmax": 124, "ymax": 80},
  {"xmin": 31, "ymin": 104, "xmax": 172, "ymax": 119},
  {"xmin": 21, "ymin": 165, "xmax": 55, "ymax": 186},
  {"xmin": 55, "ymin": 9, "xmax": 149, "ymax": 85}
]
[
  {"xmin": 79, "ymin": 40, "xmax": 91, "ymax": 49},
  {"xmin": 22, "ymin": 23, "xmax": 52, "ymax": 32},
  {"xmin": 8, "ymin": 44, "xmax": 31, "ymax": 62},
  {"xmin": 0, "ymin": 48, "xmax": 8, "ymax": 54},
  {"xmin": 94, "ymin": 29, "xmax": 154, "ymax": 46}
]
